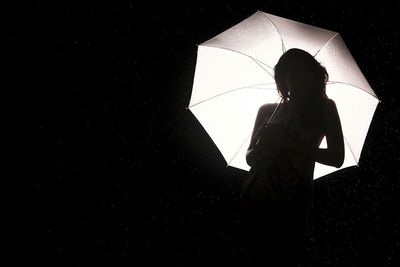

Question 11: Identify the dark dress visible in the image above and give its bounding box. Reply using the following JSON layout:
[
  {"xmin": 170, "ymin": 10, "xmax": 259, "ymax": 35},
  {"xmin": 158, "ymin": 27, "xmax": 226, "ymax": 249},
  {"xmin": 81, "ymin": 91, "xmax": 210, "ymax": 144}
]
[
  {"xmin": 239, "ymin": 99, "xmax": 325, "ymax": 265},
  {"xmin": 270, "ymin": 99, "xmax": 324, "ymax": 199},
  {"xmin": 241, "ymin": 100, "xmax": 324, "ymax": 203}
]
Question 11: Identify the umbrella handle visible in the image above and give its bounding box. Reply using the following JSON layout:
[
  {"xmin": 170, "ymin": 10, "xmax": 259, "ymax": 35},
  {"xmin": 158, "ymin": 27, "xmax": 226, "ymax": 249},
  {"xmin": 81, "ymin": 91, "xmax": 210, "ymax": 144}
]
[{"xmin": 254, "ymin": 98, "xmax": 284, "ymax": 147}]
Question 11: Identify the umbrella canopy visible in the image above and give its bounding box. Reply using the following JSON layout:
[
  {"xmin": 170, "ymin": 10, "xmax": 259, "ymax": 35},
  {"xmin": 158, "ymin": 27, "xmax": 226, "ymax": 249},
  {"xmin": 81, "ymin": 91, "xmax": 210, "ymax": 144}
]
[{"xmin": 188, "ymin": 10, "xmax": 380, "ymax": 179}]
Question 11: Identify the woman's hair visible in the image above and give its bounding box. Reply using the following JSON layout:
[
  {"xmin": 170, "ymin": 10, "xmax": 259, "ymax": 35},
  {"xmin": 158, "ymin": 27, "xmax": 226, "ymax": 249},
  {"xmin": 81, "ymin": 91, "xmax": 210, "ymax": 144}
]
[{"xmin": 274, "ymin": 48, "xmax": 329, "ymax": 102}]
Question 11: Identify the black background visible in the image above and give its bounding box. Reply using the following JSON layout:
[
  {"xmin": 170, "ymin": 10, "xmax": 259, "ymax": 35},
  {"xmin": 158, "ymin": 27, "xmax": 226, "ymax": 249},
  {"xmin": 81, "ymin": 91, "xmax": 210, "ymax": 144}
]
[{"xmin": 6, "ymin": 1, "xmax": 400, "ymax": 266}]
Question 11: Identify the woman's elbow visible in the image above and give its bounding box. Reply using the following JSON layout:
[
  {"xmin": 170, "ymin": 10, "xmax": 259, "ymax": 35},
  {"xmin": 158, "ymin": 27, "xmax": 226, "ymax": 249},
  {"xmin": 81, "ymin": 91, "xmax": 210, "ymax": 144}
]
[
  {"xmin": 333, "ymin": 150, "xmax": 345, "ymax": 168},
  {"xmin": 333, "ymin": 158, "xmax": 344, "ymax": 168},
  {"xmin": 246, "ymin": 159, "xmax": 254, "ymax": 168},
  {"xmin": 246, "ymin": 149, "xmax": 256, "ymax": 167},
  {"xmin": 246, "ymin": 154, "xmax": 254, "ymax": 167}
]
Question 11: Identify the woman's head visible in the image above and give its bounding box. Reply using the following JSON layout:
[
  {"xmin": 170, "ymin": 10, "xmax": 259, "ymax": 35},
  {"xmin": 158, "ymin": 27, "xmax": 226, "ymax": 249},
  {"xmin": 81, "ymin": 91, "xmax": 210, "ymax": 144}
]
[{"xmin": 274, "ymin": 48, "xmax": 328, "ymax": 102}]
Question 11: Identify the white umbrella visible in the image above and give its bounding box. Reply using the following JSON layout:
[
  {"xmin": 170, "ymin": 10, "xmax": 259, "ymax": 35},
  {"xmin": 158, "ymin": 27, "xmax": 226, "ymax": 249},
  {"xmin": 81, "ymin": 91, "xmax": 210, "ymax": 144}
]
[{"xmin": 187, "ymin": 10, "xmax": 380, "ymax": 179}]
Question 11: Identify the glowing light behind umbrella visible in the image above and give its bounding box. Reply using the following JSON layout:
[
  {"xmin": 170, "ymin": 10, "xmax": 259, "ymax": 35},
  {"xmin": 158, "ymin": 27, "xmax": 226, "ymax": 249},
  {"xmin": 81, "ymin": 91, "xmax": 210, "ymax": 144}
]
[{"xmin": 188, "ymin": 11, "xmax": 380, "ymax": 179}]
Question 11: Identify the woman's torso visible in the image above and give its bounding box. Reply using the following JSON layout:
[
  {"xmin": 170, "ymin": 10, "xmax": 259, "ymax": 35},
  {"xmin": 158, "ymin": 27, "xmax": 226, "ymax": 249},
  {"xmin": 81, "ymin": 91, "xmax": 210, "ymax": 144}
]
[{"xmin": 268, "ymin": 99, "xmax": 326, "ymax": 192}]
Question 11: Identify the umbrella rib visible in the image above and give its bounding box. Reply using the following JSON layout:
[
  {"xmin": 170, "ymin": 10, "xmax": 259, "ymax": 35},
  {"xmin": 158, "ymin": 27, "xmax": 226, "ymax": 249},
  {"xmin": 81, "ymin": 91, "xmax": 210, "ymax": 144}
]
[
  {"xmin": 188, "ymin": 83, "xmax": 277, "ymax": 108},
  {"xmin": 251, "ymin": 58, "xmax": 274, "ymax": 78},
  {"xmin": 327, "ymin": 81, "xmax": 380, "ymax": 100},
  {"xmin": 259, "ymin": 12, "xmax": 286, "ymax": 53},
  {"xmin": 313, "ymin": 32, "xmax": 339, "ymax": 58},
  {"xmin": 342, "ymin": 134, "xmax": 359, "ymax": 166},
  {"xmin": 227, "ymin": 96, "xmax": 282, "ymax": 167},
  {"xmin": 327, "ymin": 80, "xmax": 381, "ymax": 165},
  {"xmin": 199, "ymin": 45, "xmax": 275, "ymax": 78},
  {"xmin": 227, "ymin": 131, "xmax": 253, "ymax": 167}
]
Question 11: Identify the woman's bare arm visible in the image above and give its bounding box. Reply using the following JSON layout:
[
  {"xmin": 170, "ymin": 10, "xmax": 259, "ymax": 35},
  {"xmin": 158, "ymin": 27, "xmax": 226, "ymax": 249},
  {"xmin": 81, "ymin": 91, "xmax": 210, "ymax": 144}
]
[{"xmin": 245, "ymin": 104, "xmax": 276, "ymax": 167}]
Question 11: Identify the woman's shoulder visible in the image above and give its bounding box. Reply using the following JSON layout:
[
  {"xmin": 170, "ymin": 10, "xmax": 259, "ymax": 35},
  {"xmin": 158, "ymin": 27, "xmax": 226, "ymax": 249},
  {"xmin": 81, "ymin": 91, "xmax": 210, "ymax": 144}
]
[
  {"xmin": 257, "ymin": 102, "xmax": 279, "ymax": 116},
  {"xmin": 319, "ymin": 98, "xmax": 340, "ymax": 129},
  {"xmin": 322, "ymin": 97, "xmax": 336, "ymax": 105},
  {"xmin": 259, "ymin": 102, "xmax": 279, "ymax": 111},
  {"xmin": 321, "ymin": 98, "xmax": 338, "ymax": 112},
  {"xmin": 309, "ymin": 97, "xmax": 337, "ymax": 114}
]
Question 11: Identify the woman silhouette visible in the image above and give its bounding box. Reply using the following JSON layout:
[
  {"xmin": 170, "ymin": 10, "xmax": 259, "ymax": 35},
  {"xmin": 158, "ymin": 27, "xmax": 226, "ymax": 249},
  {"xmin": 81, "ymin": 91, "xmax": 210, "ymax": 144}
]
[{"xmin": 240, "ymin": 48, "xmax": 345, "ymax": 265}]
